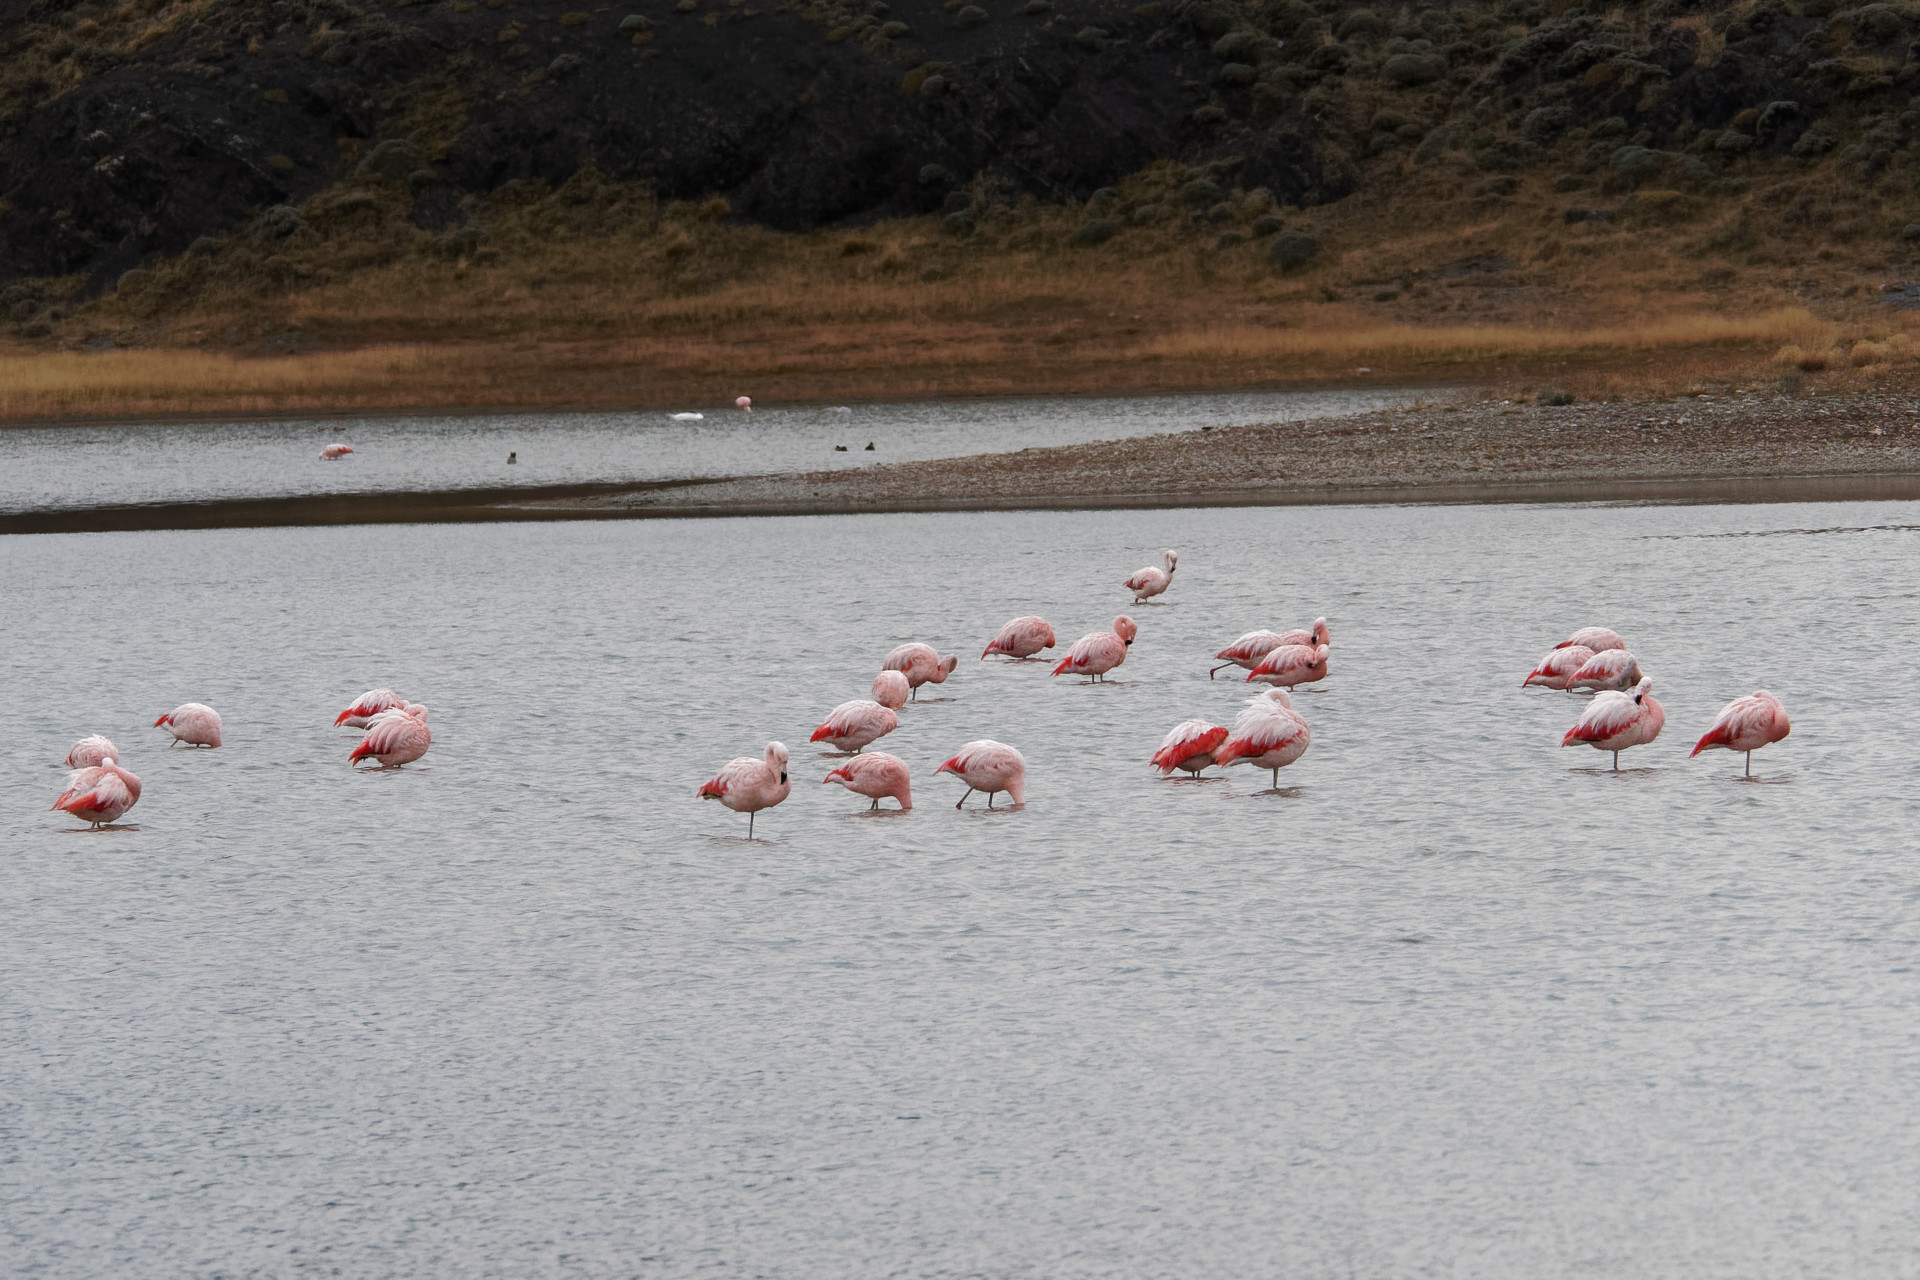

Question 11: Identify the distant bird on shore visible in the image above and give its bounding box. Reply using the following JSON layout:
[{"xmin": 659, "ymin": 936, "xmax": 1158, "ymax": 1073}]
[
  {"xmin": 1246, "ymin": 642, "xmax": 1329, "ymax": 689},
  {"xmin": 350, "ymin": 703, "xmax": 431, "ymax": 768},
  {"xmin": 735, "ymin": 396, "xmax": 752, "ymax": 412},
  {"xmin": 1052, "ymin": 615, "xmax": 1137, "ymax": 682},
  {"xmin": 1214, "ymin": 689, "xmax": 1311, "ymax": 789},
  {"xmin": 883, "ymin": 643, "xmax": 959, "ymax": 699},
  {"xmin": 319, "ymin": 444, "xmax": 354, "ymax": 461},
  {"xmin": 155, "ymin": 703, "xmax": 222, "ymax": 748},
  {"xmin": 1691, "ymin": 690, "xmax": 1791, "ymax": 776},
  {"xmin": 937, "ymin": 740, "xmax": 1026, "ymax": 808},
  {"xmin": 823, "ymin": 752, "xmax": 912, "ymax": 811},
  {"xmin": 1561, "ymin": 677, "xmax": 1663, "ymax": 769},
  {"xmin": 871, "ymin": 670, "xmax": 910, "ymax": 710},
  {"xmin": 51, "ymin": 757, "xmax": 142, "ymax": 828},
  {"xmin": 1557, "ymin": 626, "xmax": 1626, "ymax": 653},
  {"xmin": 809, "ymin": 699, "xmax": 898, "ymax": 753},
  {"xmin": 336, "ymin": 688, "xmax": 409, "ymax": 727},
  {"xmin": 983, "ymin": 615, "xmax": 1056, "ymax": 660},
  {"xmin": 1124, "ymin": 550, "xmax": 1178, "ymax": 603},
  {"xmin": 1565, "ymin": 649, "xmax": 1643, "ymax": 692},
  {"xmin": 1152, "ymin": 719, "xmax": 1228, "ymax": 776},
  {"xmin": 1522, "ymin": 645, "xmax": 1594, "ymax": 689},
  {"xmin": 65, "ymin": 735, "xmax": 120, "ymax": 769},
  {"xmin": 698, "ymin": 741, "xmax": 790, "ymax": 837}
]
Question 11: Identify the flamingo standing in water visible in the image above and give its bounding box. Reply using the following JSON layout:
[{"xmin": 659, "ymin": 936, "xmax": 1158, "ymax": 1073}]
[
  {"xmin": 335, "ymin": 688, "xmax": 408, "ymax": 727},
  {"xmin": 809, "ymin": 699, "xmax": 898, "ymax": 753},
  {"xmin": 1209, "ymin": 618, "xmax": 1331, "ymax": 678},
  {"xmin": 1052, "ymin": 615, "xmax": 1137, "ymax": 682},
  {"xmin": 1522, "ymin": 645, "xmax": 1594, "ymax": 690},
  {"xmin": 982, "ymin": 615, "xmax": 1056, "ymax": 660},
  {"xmin": 51, "ymin": 758, "xmax": 142, "ymax": 828},
  {"xmin": 66, "ymin": 735, "xmax": 120, "ymax": 768},
  {"xmin": 883, "ymin": 643, "xmax": 959, "ymax": 700},
  {"xmin": 1691, "ymin": 690, "xmax": 1791, "ymax": 776},
  {"xmin": 871, "ymin": 670, "xmax": 910, "ymax": 710},
  {"xmin": 1151, "ymin": 719, "xmax": 1228, "ymax": 776},
  {"xmin": 823, "ymin": 752, "xmax": 913, "ymax": 810},
  {"xmin": 1561, "ymin": 677, "xmax": 1664, "ymax": 769},
  {"xmin": 735, "ymin": 396, "xmax": 752, "ymax": 412},
  {"xmin": 1246, "ymin": 643, "xmax": 1329, "ymax": 689},
  {"xmin": 1123, "ymin": 551, "xmax": 1177, "ymax": 603},
  {"xmin": 936, "ymin": 740, "xmax": 1026, "ymax": 808},
  {"xmin": 320, "ymin": 444, "xmax": 354, "ymax": 460},
  {"xmin": 1557, "ymin": 627, "xmax": 1626, "ymax": 653},
  {"xmin": 1214, "ymin": 690, "xmax": 1311, "ymax": 789},
  {"xmin": 155, "ymin": 703, "xmax": 222, "ymax": 747},
  {"xmin": 698, "ymin": 741, "xmax": 791, "ymax": 836},
  {"xmin": 1565, "ymin": 649, "xmax": 1643, "ymax": 693},
  {"xmin": 350, "ymin": 704, "xmax": 431, "ymax": 768}
]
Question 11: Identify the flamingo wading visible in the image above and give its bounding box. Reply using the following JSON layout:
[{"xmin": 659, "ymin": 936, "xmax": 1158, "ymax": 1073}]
[
  {"xmin": 823, "ymin": 752, "xmax": 913, "ymax": 810},
  {"xmin": 698, "ymin": 741, "xmax": 791, "ymax": 837},
  {"xmin": 936, "ymin": 740, "xmax": 1026, "ymax": 808},
  {"xmin": 1123, "ymin": 551, "xmax": 1177, "ymax": 604},
  {"xmin": 1561, "ymin": 677, "xmax": 1664, "ymax": 769},
  {"xmin": 1052, "ymin": 616, "xmax": 1137, "ymax": 682},
  {"xmin": 51, "ymin": 758, "xmax": 142, "ymax": 828},
  {"xmin": 809, "ymin": 700, "xmax": 899, "ymax": 753},
  {"xmin": 982, "ymin": 615, "xmax": 1056, "ymax": 660},
  {"xmin": 1691, "ymin": 690, "xmax": 1791, "ymax": 777},
  {"xmin": 155, "ymin": 703, "xmax": 223, "ymax": 748}
]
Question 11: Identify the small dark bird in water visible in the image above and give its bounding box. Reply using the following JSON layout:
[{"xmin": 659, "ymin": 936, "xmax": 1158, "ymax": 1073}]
[
  {"xmin": 865, "ymin": 442, "xmax": 875, "ymax": 450},
  {"xmin": 834, "ymin": 445, "xmax": 848, "ymax": 451},
  {"xmin": 507, "ymin": 451, "xmax": 517, "ymax": 464}
]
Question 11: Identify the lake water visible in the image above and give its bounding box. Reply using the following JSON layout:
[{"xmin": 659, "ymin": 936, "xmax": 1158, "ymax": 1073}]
[
  {"xmin": 0, "ymin": 387, "xmax": 1425, "ymax": 513},
  {"xmin": 4, "ymin": 499, "xmax": 1918, "ymax": 1277}
]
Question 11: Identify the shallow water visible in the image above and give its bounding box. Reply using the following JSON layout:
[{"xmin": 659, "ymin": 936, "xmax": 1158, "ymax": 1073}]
[
  {"xmin": 4, "ymin": 499, "xmax": 1918, "ymax": 1278},
  {"xmin": 0, "ymin": 387, "xmax": 1421, "ymax": 512}
]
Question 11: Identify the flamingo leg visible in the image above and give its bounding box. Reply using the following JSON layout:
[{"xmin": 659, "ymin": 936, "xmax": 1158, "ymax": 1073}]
[
  {"xmin": 870, "ymin": 800, "xmax": 879, "ymax": 811},
  {"xmin": 1745, "ymin": 751, "xmax": 1752, "ymax": 777},
  {"xmin": 748, "ymin": 811, "xmax": 755, "ymax": 839},
  {"xmin": 1612, "ymin": 750, "xmax": 1619, "ymax": 771},
  {"xmin": 987, "ymin": 791, "xmax": 997, "ymax": 809},
  {"xmin": 955, "ymin": 787, "xmax": 973, "ymax": 809},
  {"xmin": 1271, "ymin": 767, "xmax": 1279, "ymax": 789}
]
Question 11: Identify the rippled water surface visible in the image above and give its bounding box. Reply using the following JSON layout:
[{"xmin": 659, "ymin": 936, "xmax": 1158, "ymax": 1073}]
[
  {"xmin": 4, "ymin": 500, "xmax": 1919, "ymax": 1278},
  {"xmin": 0, "ymin": 387, "xmax": 1422, "ymax": 512}
]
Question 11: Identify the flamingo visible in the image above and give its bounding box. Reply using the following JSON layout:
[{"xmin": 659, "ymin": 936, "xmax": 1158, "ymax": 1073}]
[
  {"xmin": 871, "ymin": 669, "xmax": 911, "ymax": 710},
  {"xmin": 698, "ymin": 741, "xmax": 791, "ymax": 836},
  {"xmin": 154, "ymin": 703, "xmax": 222, "ymax": 747},
  {"xmin": 1151, "ymin": 719, "xmax": 1228, "ymax": 776},
  {"xmin": 335, "ymin": 688, "xmax": 408, "ymax": 727},
  {"xmin": 1522, "ymin": 645, "xmax": 1594, "ymax": 690},
  {"xmin": 1557, "ymin": 627, "xmax": 1626, "ymax": 652},
  {"xmin": 883, "ymin": 643, "xmax": 958, "ymax": 700},
  {"xmin": 936, "ymin": 740, "xmax": 1026, "ymax": 808},
  {"xmin": 65, "ymin": 735, "xmax": 120, "ymax": 769},
  {"xmin": 982, "ymin": 615, "xmax": 1056, "ymax": 660},
  {"xmin": 51, "ymin": 757, "xmax": 142, "ymax": 828},
  {"xmin": 823, "ymin": 751, "xmax": 913, "ymax": 810},
  {"xmin": 1052, "ymin": 615, "xmax": 1137, "ymax": 682},
  {"xmin": 735, "ymin": 396, "xmax": 752, "ymax": 412},
  {"xmin": 349, "ymin": 704, "xmax": 431, "ymax": 768},
  {"xmin": 1246, "ymin": 642, "xmax": 1329, "ymax": 688},
  {"xmin": 1561, "ymin": 677, "xmax": 1663, "ymax": 769},
  {"xmin": 1214, "ymin": 689, "xmax": 1311, "ymax": 789},
  {"xmin": 320, "ymin": 444, "xmax": 354, "ymax": 460},
  {"xmin": 1565, "ymin": 649, "xmax": 1642, "ymax": 693},
  {"xmin": 809, "ymin": 699, "xmax": 898, "ymax": 753},
  {"xmin": 1691, "ymin": 690, "xmax": 1791, "ymax": 777},
  {"xmin": 1123, "ymin": 550, "xmax": 1178, "ymax": 603},
  {"xmin": 1209, "ymin": 618, "xmax": 1331, "ymax": 678}
]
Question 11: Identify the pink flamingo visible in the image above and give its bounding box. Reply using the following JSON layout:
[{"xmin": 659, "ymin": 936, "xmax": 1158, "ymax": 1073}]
[
  {"xmin": 1565, "ymin": 649, "xmax": 1642, "ymax": 693},
  {"xmin": 1151, "ymin": 719, "xmax": 1228, "ymax": 776},
  {"xmin": 65, "ymin": 735, "xmax": 120, "ymax": 768},
  {"xmin": 1123, "ymin": 550, "xmax": 1178, "ymax": 603},
  {"xmin": 823, "ymin": 751, "xmax": 913, "ymax": 810},
  {"xmin": 809, "ymin": 699, "xmax": 899, "ymax": 753},
  {"xmin": 52, "ymin": 757, "xmax": 143, "ymax": 828},
  {"xmin": 349, "ymin": 704, "xmax": 431, "ymax": 768},
  {"xmin": 1691, "ymin": 690, "xmax": 1791, "ymax": 776},
  {"xmin": 698, "ymin": 741, "xmax": 791, "ymax": 836},
  {"xmin": 1522, "ymin": 645, "xmax": 1594, "ymax": 689},
  {"xmin": 936, "ymin": 739, "xmax": 1026, "ymax": 808},
  {"xmin": 735, "ymin": 395, "xmax": 752, "ymax": 412},
  {"xmin": 335, "ymin": 688, "xmax": 408, "ymax": 727},
  {"xmin": 1209, "ymin": 618, "xmax": 1331, "ymax": 678},
  {"xmin": 1557, "ymin": 627, "xmax": 1625, "ymax": 652},
  {"xmin": 982, "ymin": 615, "xmax": 1056, "ymax": 660},
  {"xmin": 871, "ymin": 670, "xmax": 910, "ymax": 710},
  {"xmin": 320, "ymin": 444, "xmax": 354, "ymax": 460},
  {"xmin": 1214, "ymin": 689, "xmax": 1311, "ymax": 789},
  {"xmin": 1246, "ymin": 642, "xmax": 1329, "ymax": 688},
  {"xmin": 883, "ymin": 643, "xmax": 958, "ymax": 700},
  {"xmin": 155, "ymin": 703, "xmax": 222, "ymax": 747},
  {"xmin": 1561, "ymin": 677, "xmax": 1664, "ymax": 769},
  {"xmin": 1052, "ymin": 615, "xmax": 1137, "ymax": 682}
]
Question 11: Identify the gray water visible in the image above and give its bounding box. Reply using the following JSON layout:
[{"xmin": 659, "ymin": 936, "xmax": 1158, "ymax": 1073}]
[
  {"xmin": 0, "ymin": 387, "xmax": 1423, "ymax": 513},
  {"xmin": 4, "ymin": 500, "xmax": 1918, "ymax": 1278}
]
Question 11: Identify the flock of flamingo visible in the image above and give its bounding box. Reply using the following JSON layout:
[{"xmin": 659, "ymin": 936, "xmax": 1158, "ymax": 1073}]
[{"xmin": 691, "ymin": 550, "xmax": 1795, "ymax": 839}]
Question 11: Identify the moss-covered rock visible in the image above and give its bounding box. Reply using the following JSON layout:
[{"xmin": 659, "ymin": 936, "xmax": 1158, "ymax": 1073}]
[{"xmin": 1267, "ymin": 230, "xmax": 1320, "ymax": 269}]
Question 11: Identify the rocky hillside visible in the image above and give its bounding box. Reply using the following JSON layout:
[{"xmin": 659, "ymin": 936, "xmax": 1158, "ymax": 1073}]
[{"xmin": 2, "ymin": 0, "xmax": 1918, "ymax": 309}]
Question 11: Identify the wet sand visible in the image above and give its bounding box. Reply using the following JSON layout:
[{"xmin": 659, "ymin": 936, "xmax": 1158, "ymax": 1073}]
[{"xmin": 7, "ymin": 392, "xmax": 1918, "ymax": 534}]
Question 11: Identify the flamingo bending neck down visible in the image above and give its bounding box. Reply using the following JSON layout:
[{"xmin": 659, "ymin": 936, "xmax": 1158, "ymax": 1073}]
[
  {"xmin": 51, "ymin": 758, "xmax": 142, "ymax": 828},
  {"xmin": 155, "ymin": 703, "xmax": 223, "ymax": 748},
  {"xmin": 871, "ymin": 670, "xmax": 911, "ymax": 710},
  {"xmin": 1523, "ymin": 646, "xmax": 1594, "ymax": 690},
  {"xmin": 982, "ymin": 615, "xmax": 1056, "ymax": 660},
  {"xmin": 809, "ymin": 699, "xmax": 898, "ymax": 753},
  {"xmin": 1691, "ymin": 690, "xmax": 1790, "ymax": 777},
  {"xmin": 883, "ymin": 643, "xmax": 959, "ymax": 700},
  {"xmin": 1557, "ymin": 626, "xmax": 1626, "ymax": 653},
  {"xmin": 936, "ymin": 740, "xmax": 1026, "ymax": 808},
  {"xmin": 1209, "ymin": 617, "xmax": 1331, "ymax": 678},
  {"xmin": 1561, "ymin": 677, "xmax": 1663, "ymax": 769},
  {"xmin": 1123, "ymin": 551, "xmax": 1178, "ymax": 604},
  {"xmin": 1245, "ymin": 642, "xmax": 1329, "ymax": 689},
  {"xmin": 349, "ymin": 703, "xmax": 431, "ymax": 768},
  {"xmin": 1052, "ymin": 616, "xmax": 1137, "ymax": 682},
  {"xmin": 698, "ymin": 741, "xmax": 790, "ymax": 837},
  {"xmin": 823, "ymin": 752, "xmax": 912, "ymax": 810},
  {"xmin": 336, "ymin": 688, "xmax": 408, "ymax": 727},
  {"xmin": 66, "ymin": 735, "xmax": 120, "ymax": 769}
]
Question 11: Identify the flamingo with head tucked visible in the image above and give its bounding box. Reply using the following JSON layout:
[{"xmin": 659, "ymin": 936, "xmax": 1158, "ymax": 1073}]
[
  {"xmin": 735, "ymin": 396, "xmax": 752, "ymax": 412},
  {"xmin": 336, "ymin": 688, "xmax": 408, "ymax": 727},
  {"xmin": 1214, "ymin": 689, "xmax": 1311, "ymax": 789},
  {"xmin": 1151, "ymin": 719, "xmax": 1228, "ymax": 776},
  {"xmin": 871, "ymin": 670, "xmax": 910, "ymax": 710},
  {"xmin": 51, "ymin": 758, "xmax": 142, "ymax": 828},
  {"xmin": 1209, "ymin": 617, "xmax": 1331, "ymax": 678},
  {"xmin": 320, "ymin": 444, "xmax": 354, "ymax": 461},
  {"xmin": 1246, "ymin": 643, "xmax": 1329, "ymax": 689},
  {"xmin": 1124, "ymin": 551, "xmax": 1177, "ymax": 603},
  {"xmin": 809, "ymin": 699, "xmax": 898, "ymax": 753},
  {"xmin": 1565, "ymin": 649, "xmax": 1642, "ymax": 693},
  {"xmin": 823, "ymin": 752, "xmax": 912, "ymax": 810},
  {"xmin": 66, "ymin": 735, "xmax": 120, "ymax": 769},
  {"xmin": 698, "ymin": 741, "xmax": 791, "ymax": 837},
  {"xmin": 1522, "ymin": 645, "xmax": 1594, "ymax": 690},
  {"xmin": 1561, "ymin": 677, "xmax": 1664, "ymax": 769},
  {"xmin": 1557, "ymin": 627, "xmax": 1626, "ymax": 653},
  {"xmin": 883, "ymin": 643, "xmax": 959, "ymax": 700},
  {"xmin": 1052, "ymin": 615, "xmax": 1137, "ymax": 682},
  {"xmin": 983, "ymin": 615, "xmax": 1056, "ymax": 660},
  {"xmin": 155, "ymin": 703, "xmax": 222, "ymax": 747},
  {"xmin": 1691, "ymin": 690, "xmax": 1791, "ymax": 777},
  {"xmin": 350, "ymin": 703, "xmax": 431, "ymax": 768},
  {"xmin": 936, "ymin": 740, "xmax": 1026, "ymax": 808}
]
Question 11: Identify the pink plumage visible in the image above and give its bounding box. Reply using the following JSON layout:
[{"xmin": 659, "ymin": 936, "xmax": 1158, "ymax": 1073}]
[
  {"xmin": 809, "ymin": 699, "xmax": 898, "ymax": 753},
  {"xmin": 1565, "ymin": 649, "xmax": 1642, "ymax": 692},
  {"xmin": 883, "ymin": 643, "xmax": 959, "ymax": 700},
  {"xmin": 1213, "ymin": 690, "xmax": 1311, "ymax": 787},
  {"xmin": 698, "ymin": 741, "xmax": 791, "ymax": 836},
  {"xmin": 1151, "ymin": 719, "xmax": 1228, "ymax": 775},
  {"xmin": 154, "ymin": 702, "xmax": 222, "ymax": 747},
  {"xmin": 1245, "ymin": 642, "xmax": 1329, "ymax": 688},
  {"xmin": 1052, "ymin": 615, "xmax": 1137, "ymax": 681},
  {"xmin": 336, "ymin": 688, "xmax": 408, "ymax": 727},
  {"xmin": 51, "ymin": 759, "xmax": 142, "ymax": 827},
  {"xmin": 1123, "ymin": 551, "xmax": 1178, "ymax": 603},
  {"xmin": 1556, "ymin": 626, "xmax": 1626, "ymax": 652},
  {"xmin": 823, "ymin": 751, "xmax": 913, "ymax": 810},
  {"xmin": 1691, "ymin": 690, "xmax": 1790, "ymax": 776},
  {"xmin": 1561, "ymin": 677, "xmax": 1664, "ymax": 769},
  {"xmin": 983, "ymin": 615, "xmax": 1056, "ymax": 660},
  {"xmin": 349, "ymin": 703, "xmax": 431, "ymax": 767},
  {"xmin": 320, "ymin": 444, "xmax": 354, "ymax": 460},
  {"xmin": 65, "ymin": 734, "xmax": 119, "ymax": 769},
  {"xmin": 871, "ymin": 670, "xmax": 910, "ymax": 710},
  {"xmin": 1522, "ymin": 645, "xmax": 1593, "ymax": 689},
  {"xmin": 935, "ymin": 739, "xmax": 1026, "ymax": 808}
]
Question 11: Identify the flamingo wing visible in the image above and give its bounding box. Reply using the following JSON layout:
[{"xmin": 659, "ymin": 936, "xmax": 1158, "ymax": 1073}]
[
  {"xmin": 1563, "ymin": 692, "xmax": 1638, "ymax": 744},
  {"xmin": 1152, "ymin": 721, "xmax": 1227, "ymax": 772}
]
